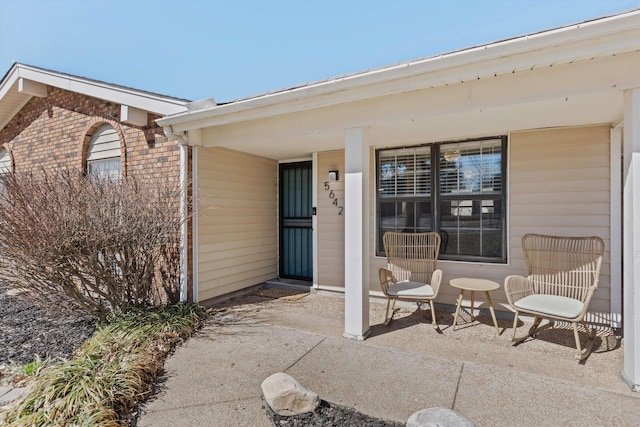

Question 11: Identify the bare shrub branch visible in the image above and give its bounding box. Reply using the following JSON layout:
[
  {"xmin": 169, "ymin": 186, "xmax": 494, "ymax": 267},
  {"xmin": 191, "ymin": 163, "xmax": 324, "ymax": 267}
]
[{"xmin": 0, "ymin": 170, "xmax": 186, "ymax": 320}]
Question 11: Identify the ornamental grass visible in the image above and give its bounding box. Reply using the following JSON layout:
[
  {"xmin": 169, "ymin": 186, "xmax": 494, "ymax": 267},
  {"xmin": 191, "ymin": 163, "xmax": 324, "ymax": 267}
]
[{"xmin": 0, "ymin": 303, "xmax": 206, "ymax": 426}]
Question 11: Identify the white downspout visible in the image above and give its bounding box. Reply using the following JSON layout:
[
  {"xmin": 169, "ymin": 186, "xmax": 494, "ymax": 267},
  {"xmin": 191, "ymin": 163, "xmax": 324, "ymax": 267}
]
[
  {"xmin": 610, "ymin": 123, "xmax": 623, "ymax": 329},
  {"xmin": 163, "ymin": 126, "xmax": 190, "ymax": 303}
]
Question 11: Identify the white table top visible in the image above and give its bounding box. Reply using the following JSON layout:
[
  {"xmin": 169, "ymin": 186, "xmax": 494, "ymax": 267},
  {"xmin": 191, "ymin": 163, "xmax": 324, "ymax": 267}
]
[{"xmin": 450, "ymin": 278, "xmax": 500, "ymax": 292}]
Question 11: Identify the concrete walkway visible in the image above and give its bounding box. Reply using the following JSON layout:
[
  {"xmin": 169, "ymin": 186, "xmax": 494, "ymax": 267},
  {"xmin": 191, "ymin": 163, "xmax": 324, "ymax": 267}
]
[
  {"xmin": 137, "ymin": 292, "xmax": 639, "ymax": 426},
  {"xmin": 0, "ymin": 386, "xmax": 27, "ymax": 407}
]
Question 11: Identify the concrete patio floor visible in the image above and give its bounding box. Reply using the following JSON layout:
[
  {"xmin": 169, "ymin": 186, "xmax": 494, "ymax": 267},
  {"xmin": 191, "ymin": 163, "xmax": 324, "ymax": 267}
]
[{"xmin": 137, "ymin": 290, "xmax": 638, "ymax": 426}]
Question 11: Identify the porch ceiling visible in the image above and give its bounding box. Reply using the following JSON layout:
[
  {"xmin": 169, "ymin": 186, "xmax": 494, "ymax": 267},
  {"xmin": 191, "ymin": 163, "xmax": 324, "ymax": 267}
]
[
  {"xmin": 196, "ymin": 51, "xmax": 638, "ymax": 161},
  {"xmin": 203, "ymin": 91, "xmax": 623, "ymax": 161}
]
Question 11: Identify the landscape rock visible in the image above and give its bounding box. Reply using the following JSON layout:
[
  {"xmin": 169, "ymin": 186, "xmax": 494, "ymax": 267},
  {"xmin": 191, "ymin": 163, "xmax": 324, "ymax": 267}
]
[
  {"xmin": 5, "ymin": 288, "xmax": 25, "ymax": 297},
  {"xmin": 261, "ymin": 372, "xmax": 320, "ymax": 416},
  {"xmin": 406, "ymin": 407, "xmax": 475, "ymax": 427},
  {"xmin": 0, "ymin": 282, "xmax": 95, "ymax": 365}
]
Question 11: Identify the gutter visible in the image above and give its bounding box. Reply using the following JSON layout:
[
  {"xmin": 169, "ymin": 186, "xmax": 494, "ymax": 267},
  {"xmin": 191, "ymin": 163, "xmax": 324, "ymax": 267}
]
[{"xmin": 163, "ymin": 125, "xmax": 190, "ymax": 303}]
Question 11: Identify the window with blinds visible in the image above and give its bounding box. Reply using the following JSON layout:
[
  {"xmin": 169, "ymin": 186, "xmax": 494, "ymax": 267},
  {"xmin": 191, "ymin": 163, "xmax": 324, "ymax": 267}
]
[
  {"xmin": 376, "ymin": 137, "xmax": 506, "ymax": 263},
  {"xmin": 379, "ymin": 148, "xmax": 431, "ymax": 198}
]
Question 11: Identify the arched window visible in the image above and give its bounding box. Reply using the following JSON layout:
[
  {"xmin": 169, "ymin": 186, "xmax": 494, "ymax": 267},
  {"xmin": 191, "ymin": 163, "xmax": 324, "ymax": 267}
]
[
  {"xmin": 0, "ymin": 148, "xmax": 11, "ymax": 195},
  {"xmin": 0, "ymin": 148, "xmax": 11, "ymax": 174},
  {"xmin": 86, "ymin": 124, "xmax": 121, "ymax": 178}
]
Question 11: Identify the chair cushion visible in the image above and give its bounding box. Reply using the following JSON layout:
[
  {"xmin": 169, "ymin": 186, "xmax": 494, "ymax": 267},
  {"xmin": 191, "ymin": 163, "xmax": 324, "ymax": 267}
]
[
  {"xmin": 388, "ymin": 281, "xmax": 434, "ymax": 298},
  {"xmin": 514, "ymin": 294, "xmax": 584, "ymax": 319}
]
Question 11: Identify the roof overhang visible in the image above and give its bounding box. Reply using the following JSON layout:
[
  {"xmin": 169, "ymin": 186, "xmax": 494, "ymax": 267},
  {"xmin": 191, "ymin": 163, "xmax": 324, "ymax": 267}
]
[
  {"xmin": 0, "ymin": 63, "xmax": 190, "ymax": 130},
  {"xmin": 158, "ymin": 9, "xmax": 640, "ymax": 134}
]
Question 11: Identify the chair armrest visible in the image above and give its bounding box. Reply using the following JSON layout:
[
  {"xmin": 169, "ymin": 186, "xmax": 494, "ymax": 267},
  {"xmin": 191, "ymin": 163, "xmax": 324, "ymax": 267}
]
[
  {"xmin": 378, "ymin": 268, "xmax": 396, "ymax": 296},
  {"xmin": 504, "ymin": 275, "xmax": 533, "ymax": 306},
  {"xmin": 430, "ymin": 269, "xmax": 443, "ymax": 296}
]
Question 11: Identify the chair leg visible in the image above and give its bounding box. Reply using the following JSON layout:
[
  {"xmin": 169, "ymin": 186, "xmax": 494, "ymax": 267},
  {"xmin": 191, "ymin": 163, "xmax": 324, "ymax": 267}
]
[
  {"xmin": 513, "ymin": 316, "xmax": 544, "ymax": 344},
  {"xmin": 511, "ymin": 312, "xmax": 519, "ymax": 340},
  {"xmin": 529, "ymin": 316, "xmax": 543, "ymax": 337},
  {"xmin": 453, "ymin": 290, "xmax": 465, "ymax": 331},
  {"xmin": 574, "ymin": 321, "xmax": 597, "ymax": 361},
  {"xmin": 384, "ymin": 298, "xmax": 396, "ymax": 325},
  {"xmin": 428, "ymin": 300, "xmax": 442, "ymax": 333},
  {"xmin": 581, "ymin": 320, "xmax": 596, "ymax": 340}
]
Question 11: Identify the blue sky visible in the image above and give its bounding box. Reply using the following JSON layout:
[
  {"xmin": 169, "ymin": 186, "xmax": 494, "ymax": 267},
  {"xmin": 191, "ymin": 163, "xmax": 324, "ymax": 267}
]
[{"xmin": 1, "ymin": 0, "xmax": 639, "ymax": 103}]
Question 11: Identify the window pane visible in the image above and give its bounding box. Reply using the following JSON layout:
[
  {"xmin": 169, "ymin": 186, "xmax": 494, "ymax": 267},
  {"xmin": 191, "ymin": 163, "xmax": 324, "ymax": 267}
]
[
  {"xmin": 440, "ymin": 139, "xmax": 501, "ymax": 195},
  {"xmin": 379, "ymin": 201, "xmax": 432, "ymax": 251},
  {"xmin": 439, "ymin": 198, "xmax": 503, "ymax": 258},
  {"xmin": 87, "ymin": 158, "xmax": 121, "ymax": 179},
  {"xmin": 379, "ymin": 148, "xmax": 430, "ymax": 198}
]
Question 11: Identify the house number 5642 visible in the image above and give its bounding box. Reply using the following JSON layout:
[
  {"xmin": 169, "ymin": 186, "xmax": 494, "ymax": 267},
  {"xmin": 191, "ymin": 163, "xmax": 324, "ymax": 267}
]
[{"xmin": 324, "ymin": 182, "xmax": 344, "ymax": 215}]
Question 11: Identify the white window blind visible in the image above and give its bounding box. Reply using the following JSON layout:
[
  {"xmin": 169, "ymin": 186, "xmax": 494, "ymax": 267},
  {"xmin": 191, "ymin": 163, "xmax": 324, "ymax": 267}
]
[
  {"xmin": 379, "ymin": 147, "xmax": 430, "ymax": 198},
  {"xmin": 439, "ymin": 139, "xmax": 502, "ymax": 195}
]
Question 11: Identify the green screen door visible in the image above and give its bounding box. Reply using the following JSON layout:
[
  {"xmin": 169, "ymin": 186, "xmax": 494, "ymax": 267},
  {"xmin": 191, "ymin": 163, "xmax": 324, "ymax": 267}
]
[{"xmin": 279, "ymin": 161, "xmax": 312, "ymax": 281}]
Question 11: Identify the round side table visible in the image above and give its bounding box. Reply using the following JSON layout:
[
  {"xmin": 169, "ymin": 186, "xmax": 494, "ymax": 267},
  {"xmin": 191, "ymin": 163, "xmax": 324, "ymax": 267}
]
[{"xmin": 449, "ymin": 278, "xmax": 501, "ymax": 335}]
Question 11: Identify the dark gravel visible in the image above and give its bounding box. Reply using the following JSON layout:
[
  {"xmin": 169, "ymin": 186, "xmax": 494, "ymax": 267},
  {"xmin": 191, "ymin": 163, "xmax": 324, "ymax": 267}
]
[
  {"xmin": 0, "ymin": 283, "xmax": 96, "ymax": 365},
  {"xmin": 268, "ymin": 400, "xmax": 403, "ymax": 426}
]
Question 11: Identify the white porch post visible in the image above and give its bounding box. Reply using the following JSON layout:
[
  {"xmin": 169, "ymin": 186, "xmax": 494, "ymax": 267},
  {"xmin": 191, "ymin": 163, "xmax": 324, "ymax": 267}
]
[
  {"xmin": 344, "ymin": 128, "xmax": 370, "ymax": 340},
  {"xmin": 621, "ymin": 88, "xmax": 640, "ymax": 392}
]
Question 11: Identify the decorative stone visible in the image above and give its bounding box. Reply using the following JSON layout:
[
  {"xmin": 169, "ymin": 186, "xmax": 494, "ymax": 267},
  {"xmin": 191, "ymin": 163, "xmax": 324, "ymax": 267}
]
[
  {"xmin": 406, "ymin": 407, "xmax": 475, "ymax": 427},
  {"xmin": 261, "ymin": 372, "xmax": 320, "ymax": 416},
  {"xmin": 5, "ymin": 288, "xmax": 26, "ymax": 297}
]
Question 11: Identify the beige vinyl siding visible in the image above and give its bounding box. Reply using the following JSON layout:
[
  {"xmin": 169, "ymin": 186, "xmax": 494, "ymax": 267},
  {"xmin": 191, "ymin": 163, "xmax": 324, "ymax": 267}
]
[
  {"xmin": 508, "ymin": 125, "xmax": 611, "ymax": 317},
  {"xmin": 367, "ymin": 125, "xmax": 612, "ymax": 318},
  {"xmin": 317, "ymin": 151, "xmax": 345, "ymax": 288},
  {"xmin": 196, "ymin": 147, "xmax": 278, "ymax": 302}
]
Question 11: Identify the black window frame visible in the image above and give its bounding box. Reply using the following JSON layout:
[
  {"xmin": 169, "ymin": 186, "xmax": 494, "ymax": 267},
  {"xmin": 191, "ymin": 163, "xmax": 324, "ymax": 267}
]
[{"xmin": 376, "ymin": 136, "xmax": 508, "ymax": 263}]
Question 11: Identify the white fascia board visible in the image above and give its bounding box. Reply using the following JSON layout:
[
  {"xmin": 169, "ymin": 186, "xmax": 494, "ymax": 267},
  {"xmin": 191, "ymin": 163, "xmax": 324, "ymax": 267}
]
[
  {"xmin": 158, "ymin": 10, "xmax": 640, "ymax": 132},
  {"xmin": 14, "ymin": 65, "xmax": 188, "ymax": 115}
]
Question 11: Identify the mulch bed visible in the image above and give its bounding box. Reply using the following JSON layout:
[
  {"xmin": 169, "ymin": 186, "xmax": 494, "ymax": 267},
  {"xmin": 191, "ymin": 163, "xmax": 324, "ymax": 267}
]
[
  {"xmin": 0, "ymin": 283, "xmax": 95, "ymax": 366},
  {"xmin": 268, "ymin": 400, "xmax": 402, "ymax": 427}
]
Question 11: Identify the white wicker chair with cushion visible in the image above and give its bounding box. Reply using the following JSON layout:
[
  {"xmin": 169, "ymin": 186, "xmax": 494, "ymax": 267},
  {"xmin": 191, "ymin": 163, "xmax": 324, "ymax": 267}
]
[
  {"xmin": 379, "ymin": 231, "xmax": 442, "ymax": 331},
  {"xmin": 504, "ymin": 233, "xmax": 605, "ymax": 360}
]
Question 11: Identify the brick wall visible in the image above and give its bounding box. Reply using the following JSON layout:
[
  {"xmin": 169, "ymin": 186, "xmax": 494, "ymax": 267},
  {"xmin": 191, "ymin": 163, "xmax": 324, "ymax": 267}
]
[{"xmin": 0, "ymin": 86, "xmax": 180, "ymax": 181}]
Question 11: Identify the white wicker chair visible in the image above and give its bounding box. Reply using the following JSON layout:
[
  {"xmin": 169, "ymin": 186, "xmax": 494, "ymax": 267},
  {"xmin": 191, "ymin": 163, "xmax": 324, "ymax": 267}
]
[
  {"xmin": 504, "ymin": 233, "xmax": 605, "ymax": 360},
  {"xmin": 379, "ymin": 231, "xmax": 442, "ymax": 331}
]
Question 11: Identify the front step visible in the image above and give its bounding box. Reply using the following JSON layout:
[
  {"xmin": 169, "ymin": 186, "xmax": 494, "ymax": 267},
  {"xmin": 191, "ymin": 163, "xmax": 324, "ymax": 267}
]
[{"xmin": 263, "ymin": 278, "xmax": 313, "ymax": 292}]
